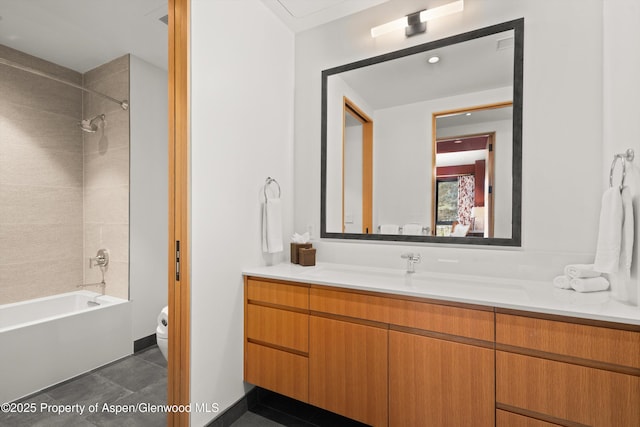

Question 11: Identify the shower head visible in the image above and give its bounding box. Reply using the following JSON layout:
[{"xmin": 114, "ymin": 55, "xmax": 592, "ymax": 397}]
[{"xmin": 79, "ymin": 114, "xmax": 105, "ymax": 133}]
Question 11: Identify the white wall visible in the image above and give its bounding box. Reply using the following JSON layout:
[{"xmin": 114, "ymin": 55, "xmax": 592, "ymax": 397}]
[
  {"xmin": 129, "ymin": 55, "xmax": 168, "ymax": 341},
  {"xmin": 295, "ymin": 0, "xmax": 605, "ymax": 280},
  {"xmin": 344, "ymin": 124, "xmax": 363, "ymax": 233},
  {"xmin": 603, "ymin": 0, "xmax": 640, "ymax": 305},
  {"xmin": 190, "ymin": 0, "xmax": 294, "ymax": 425}
]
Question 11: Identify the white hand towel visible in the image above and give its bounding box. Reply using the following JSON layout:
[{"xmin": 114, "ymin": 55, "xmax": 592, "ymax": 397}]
[
  {"xmin": 553, "ymin": 275, "xmax": 572, "ymax": 289},
  {"xmin": 262, "ymin": 199, "xmax": 283, "ymax": 253},
  {"xmin": 563, "ymin": 264, "xmax": 601, "ymax": 279},
  {"xmin": 619, "ymin": 186, "xmax": 634, "ymax": 279},
  {"xmin": 593, "ymin": 187, "xmax": 623, "ymax": 274},
  {"xmin": 570, "ymin": 276, "xmax": 610, "ymax": 293},
  {"xmin": 402, "ymin": 224, "xmax": 423, "ymax": 235}
]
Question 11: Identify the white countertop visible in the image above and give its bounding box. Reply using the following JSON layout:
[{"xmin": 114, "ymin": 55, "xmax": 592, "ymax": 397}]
[{"xmin": 243, "ymin": 262, "xmax": 640, "ymax": 326}]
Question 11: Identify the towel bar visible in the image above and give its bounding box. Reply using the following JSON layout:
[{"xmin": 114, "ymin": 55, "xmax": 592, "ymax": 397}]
[
  {"xmin": 264, "ymin": 177, "xmax": 281, "ymax": 200},
  {"xmin": 609, "ymin": 148, "xmax": 634, "ymax": 190}
]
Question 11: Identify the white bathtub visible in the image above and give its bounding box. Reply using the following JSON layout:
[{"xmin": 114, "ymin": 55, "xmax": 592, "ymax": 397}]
[{"xmin": 0, "ymin": 290, "xmax": 132, "ymax": 403}]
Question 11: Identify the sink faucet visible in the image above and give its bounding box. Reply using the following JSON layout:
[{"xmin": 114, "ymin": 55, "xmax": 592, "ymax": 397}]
[{"xmin": 401, "ymin": 253, "xmax": 421, "ymax": 273}]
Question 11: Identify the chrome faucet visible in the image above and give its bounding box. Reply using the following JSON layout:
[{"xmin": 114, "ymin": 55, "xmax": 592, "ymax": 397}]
[
  {"xmin": 401, "ymin": 253, "xmax": 421, "ymax": 273},
  {"xmin": 79, "ymin": 249, "xmax": 109, "ymax": 295}
]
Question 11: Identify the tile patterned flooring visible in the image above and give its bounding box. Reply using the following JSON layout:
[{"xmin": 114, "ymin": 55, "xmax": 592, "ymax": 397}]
[
  {"xmin": 0, "ymin": 346, "xmax": 168, "ymax": 427},
  {"xmin": 1, "ymin": 347, "xmax": 364, "ymax": 427}
]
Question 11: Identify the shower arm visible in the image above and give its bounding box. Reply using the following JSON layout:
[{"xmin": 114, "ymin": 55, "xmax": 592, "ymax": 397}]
[{"xmin": 0, "ymin": 57, "xmax": 129, "ymax": 110}]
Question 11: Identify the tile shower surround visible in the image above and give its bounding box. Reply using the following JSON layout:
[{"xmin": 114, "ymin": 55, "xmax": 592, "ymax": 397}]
[
  {"xmin": 0, "ymin": 44, "xmax": 129, "ymax": 303},
  {"xmin": 82, "ymin": 55, "xmax": 130, "ymax": 300}
]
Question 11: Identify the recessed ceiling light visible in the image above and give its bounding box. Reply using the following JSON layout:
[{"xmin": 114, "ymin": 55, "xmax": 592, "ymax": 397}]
[
  {"xmin": 454, "ymin": 140, "xmax": 463, "ymax": 144},
  {"xmin": 465, "ymin": 112, "xmax": 472, "ymax": 116},
  {"xmin": 428, "ymin": 56, "xmax": 440, "ymax": 64}
]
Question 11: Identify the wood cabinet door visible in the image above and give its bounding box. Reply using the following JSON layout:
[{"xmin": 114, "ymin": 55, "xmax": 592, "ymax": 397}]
[
  {"xmin": 389, "ymin": 330, "xmax": 494, "ymax": 427},
  {"xmin": 309, "ymin": 316, "xmax": 388, "ymax": 427}
]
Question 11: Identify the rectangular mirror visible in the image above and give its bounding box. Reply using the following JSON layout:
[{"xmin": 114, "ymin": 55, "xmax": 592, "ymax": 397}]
[{"xmin": 321, "ymin": 19, "xmax": 523, "ymax": 246}]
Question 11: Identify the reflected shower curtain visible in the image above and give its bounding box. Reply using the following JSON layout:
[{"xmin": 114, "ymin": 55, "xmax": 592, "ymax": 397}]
[{"xmin": 457, "ymin": 175, "xmax": 475, "ymax": 225}]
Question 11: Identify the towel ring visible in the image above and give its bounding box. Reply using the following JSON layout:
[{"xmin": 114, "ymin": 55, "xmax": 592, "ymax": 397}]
[
  {"xmin": 264, "ymin": 177, "xmax": 281, "ymax": 200},
  {"xmin": 609, "ymin": 149, "xmax": 634, "ymax": 191}
]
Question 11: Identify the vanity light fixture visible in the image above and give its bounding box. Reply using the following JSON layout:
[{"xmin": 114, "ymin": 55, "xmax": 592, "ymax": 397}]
[{"xmin": 370, "ymin": 0, "xmax": 464, "ymax": 38}]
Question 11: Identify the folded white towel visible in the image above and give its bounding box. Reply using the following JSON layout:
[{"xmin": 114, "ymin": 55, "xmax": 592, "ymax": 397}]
[
  {"xmin": 379, "ymin": 224, "xmax": 399, "ymax": 234},
  {"xmin": 262, "ymin": 198, "xmax": 283, "ymax": 253},
  {"xmin": 593, "ymin": 187, "xmax": 623, "ymax": 274},
  {"xmin": 553, "ymin": 275, "xmax": 572, "ymax": 289},
  {"xmin": 570, "ymin": 276, "xmax": 610, "ymax": 293},
  {"xmin": 402, "ymin": 223, "xmax": 423, "ymax": 235},
  {"xmin": 563, "ymin": 264, "xmax": 601, "ymax": 279}
]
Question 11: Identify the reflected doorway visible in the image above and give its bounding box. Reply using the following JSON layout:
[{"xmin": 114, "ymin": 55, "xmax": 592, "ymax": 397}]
[{"xmin": 343, "ymin": 97, "xmax": 373, "ymax": 233}]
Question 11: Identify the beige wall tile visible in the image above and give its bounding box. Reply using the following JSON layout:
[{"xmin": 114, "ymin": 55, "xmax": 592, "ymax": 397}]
[
  {"xmin": 0, "ymin": 258, "xmax": 83, "ymax": 304},
  {"xmin": 0, "ymin": 224, "xmax": 83, "ymax": 266},
  {"xmin": 83, "ymin": 185, "xmax": 129, "ymax": 224},
  {"xmin": 0, "ymin": 143, "xmax": 83, "ymax": 188},
  {"xmin": 0, "ymin": 185, "xmax": 82, "ymax": 225},
  {"xmin": 0, "ymin": 65, "xmax": 82, "ymax": 119},
  {"xmin": 84, "ymin": 146, "xmax": 129, "ymax": 189},
  {"xmin": 0, "ymin": 101, "xmax": 83, "ymax": 153}
]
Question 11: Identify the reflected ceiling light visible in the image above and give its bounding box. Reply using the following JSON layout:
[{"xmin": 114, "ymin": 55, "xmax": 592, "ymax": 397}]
[
  {"xmin": 428, "ymin": 56, "xmax": 440, "ymax": 64},
  {"xmin": 371, "ymin": 0, "xmax": 464, "ymax": 38}
]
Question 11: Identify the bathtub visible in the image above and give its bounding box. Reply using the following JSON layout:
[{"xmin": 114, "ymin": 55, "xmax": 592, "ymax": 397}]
[{"xmin": 0, "ymin": 290, "xmax": 132, "ymax": 403}]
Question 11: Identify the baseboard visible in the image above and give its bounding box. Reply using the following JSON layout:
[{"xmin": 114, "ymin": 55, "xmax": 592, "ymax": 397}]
[{"xmin": 133, "ymin": 333, "xmax": 157, "ymax": 352}]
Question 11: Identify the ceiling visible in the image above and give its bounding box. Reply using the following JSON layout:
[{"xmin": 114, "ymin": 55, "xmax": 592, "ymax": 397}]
[
  {"xmin": 261, "ymin": 0, "xmax": 390, "ymax": 32},
  {"xmin": 0, "ymin": 0, "xmax": 168, "ymax": 72},
  {"xmin": 0, "ymin": 0, "xmax": 386, "ymax": 74}
]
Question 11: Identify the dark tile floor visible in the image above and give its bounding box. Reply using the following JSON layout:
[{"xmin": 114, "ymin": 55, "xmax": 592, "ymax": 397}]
[{"xmin": 0, "ymin": 346, "xmax": 168, "ymax": 427}]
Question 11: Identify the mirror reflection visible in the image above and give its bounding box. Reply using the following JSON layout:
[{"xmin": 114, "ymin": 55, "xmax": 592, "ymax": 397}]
[
  {"xmin": 433, "ymin": 103, "xmax": 512, "ymax": 238},
  {"xmin": 322, "ymin": 19, "xmax": 523, "ymax": 245}
]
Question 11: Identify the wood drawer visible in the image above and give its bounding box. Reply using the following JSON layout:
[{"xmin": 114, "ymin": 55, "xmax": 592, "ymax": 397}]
[
  {"xmin": 496, "ymin": 313, "xmax": 640, "ymax": 369},
  {"xmin": 246, "ymin": 277, "xmax": 309, "ymax": 309},
  {"xmin": 496, "ymin": 351, "xmax": 640, "ymax": 427},
  {"xmin": 246, "ymin": 304, "xmax": 308, "ymax": 352},
  {"xmin": 245, "ymin": 342, "xmax": 308, "ymax": 402},
  {"xmin": 387, "ymin": 298, "xmax": 494, "ymax": 341},
  {"xmin": 309, "ymin": 287, "xmax": 389, "ymax": 323},
  {"xmin": 496, "ymin": 410, "xmax": 562, "ymax": 427}
]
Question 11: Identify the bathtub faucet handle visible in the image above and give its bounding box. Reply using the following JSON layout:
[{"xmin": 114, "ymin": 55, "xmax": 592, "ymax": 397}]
[{"xmin": 90, "ymin": 249, "xmax": 110, "ymax": 269}]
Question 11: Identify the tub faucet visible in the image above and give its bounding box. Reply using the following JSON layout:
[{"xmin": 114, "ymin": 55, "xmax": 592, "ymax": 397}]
[
  {"xmin": 401, "ymin": 253, "xmax": 421, "ymax": 273},
  {"xmin": 77, "ymin": 279, "xmax": 106, "ymax": 295}
]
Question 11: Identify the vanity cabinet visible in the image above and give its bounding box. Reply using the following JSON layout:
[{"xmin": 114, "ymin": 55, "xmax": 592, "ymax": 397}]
[
  {"xmin": 495, "ymin": 311, "xmax": 640, "ymax": 427},
  {"xmin": 244, "ymin": 275, "xmax": 640, "ymax": 427},
  {"xmin": 244, "ymin": 278, "xmax": 310, "ymax": 402}
]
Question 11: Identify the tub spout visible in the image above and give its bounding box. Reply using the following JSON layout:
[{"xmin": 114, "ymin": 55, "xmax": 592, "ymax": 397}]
[{"xmin": 77, "ymin": 279, "xmax": 106, "ymax": 295}]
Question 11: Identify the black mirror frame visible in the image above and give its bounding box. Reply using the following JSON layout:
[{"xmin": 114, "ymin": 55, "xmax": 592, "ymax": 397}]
[{"xmin": 320, "ymin": 18, "xmax": 523, "ymax": 246}]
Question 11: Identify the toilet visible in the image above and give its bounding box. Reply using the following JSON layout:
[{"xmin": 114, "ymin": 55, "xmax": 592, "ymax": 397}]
[{"xmin": 156, "ymin": 306, "xmax": 169, "ymax": 361}]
